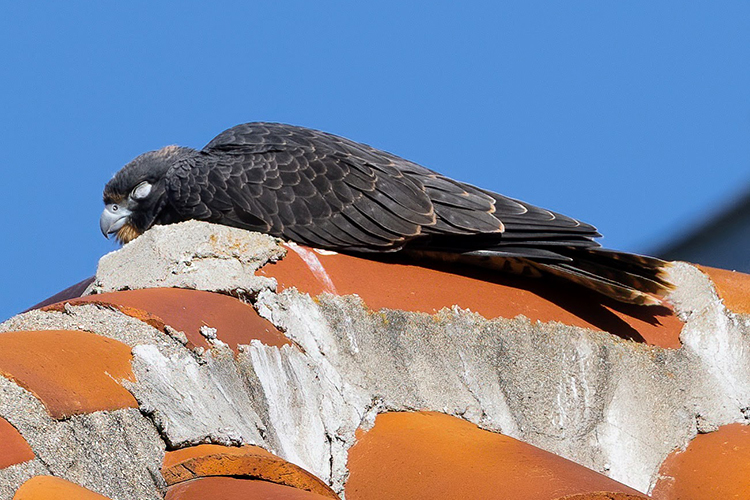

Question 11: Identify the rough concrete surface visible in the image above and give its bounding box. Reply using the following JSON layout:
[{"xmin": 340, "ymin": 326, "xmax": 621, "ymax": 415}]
[
  {"xmin": 0, "ymin": 461, "xmax": 50, "ymax": 500},
  {"xmin": 247, "ymin": 242, "xmax": 750, "ymax": 494},
  {"xmin": 0, "ymin": 377, "xmax": 164, "ymax": 500},
  {"xmin": 127, "ymin": 343, "xmax": 267, "ymax": 449},
  {"xmin": 1, "ymin": 304, "xmax": 188, "ymax": 358},
  {"xmin": 1, "ymin": 223, "xmax": 748, "ymax": 498},
  {"xmin": 90, "ymin": 220, "xmax": 285, "ymax": 297}
]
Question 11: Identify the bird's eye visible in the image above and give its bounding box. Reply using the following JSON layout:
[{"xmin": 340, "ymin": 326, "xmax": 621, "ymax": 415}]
[
  {"xmin": 112, "ymin": 204, "xmax": 119, "ymax": 212},
  {"xmin": 131, "ymin": 181, "xmax": 153, "ymax": 200}
]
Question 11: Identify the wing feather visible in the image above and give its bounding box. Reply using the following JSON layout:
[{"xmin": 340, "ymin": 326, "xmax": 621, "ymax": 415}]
[
  {"xmin": 166, "ymin": 123, "xmax": 605, "ymax": 258},
  {"xmin": 154, "ymin": 122, "xmax": 673, "ymax": 304}
]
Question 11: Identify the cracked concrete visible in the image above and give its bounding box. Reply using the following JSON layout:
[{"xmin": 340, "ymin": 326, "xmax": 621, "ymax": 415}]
[
  {"xmin": 89, "ymin": 220, "xmax": 285, "ymax": 297},
  {"xmin": 1, "ymin": 223, "xmax": 748, "ymax": 497},
  {"xmin": 127, "ymin": 343, "xmax": 267, "ymax": 449},
  {"xmin": 245, "ymin": 247, "xmax": 749, "ymax": 494}
]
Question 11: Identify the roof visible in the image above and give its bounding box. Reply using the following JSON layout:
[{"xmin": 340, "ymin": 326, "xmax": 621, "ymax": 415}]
[{"xmin": 1, "ymin": 220, "xmax": 749, "ymax": 499}]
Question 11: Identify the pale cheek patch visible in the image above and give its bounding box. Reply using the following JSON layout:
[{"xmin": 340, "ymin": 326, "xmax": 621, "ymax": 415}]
[{"xmin": 133, "ymin": 182, "xmax": 152, "ymax": 199}]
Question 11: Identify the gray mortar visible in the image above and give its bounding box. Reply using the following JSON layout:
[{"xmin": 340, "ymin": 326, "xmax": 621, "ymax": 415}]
[
  {"xmin": 2, "ymin": 223, "xmax": 748, "ymax": 498},
  {"xmin": 249, "ymin": 264, "xmax": 750, "ymax": 494},
  {"xmin": 0, "ymin": 460, "xmax": 51, "ymax": 499},
  {"xmin": 0, "ymin": 299, "xmax": 202, "ymax": 497},
  {"xmin": 1, "ymin": 305, "xmax": 188, "ymax": 358},
  {"xmin": 0, "ymin": 377, "xmax": 164, "ymax": 500},
  {"xmin": 127, "ymin": 343, "xmax": 267, "ymax": 449},
  {"xmin": 89, "ymin": 220, "xmax": 285, "ymax": 297}
]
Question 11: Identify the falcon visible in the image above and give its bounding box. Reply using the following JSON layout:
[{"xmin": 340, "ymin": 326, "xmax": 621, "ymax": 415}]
[{"xmin": 100, "ymin": 122, "xmax": 673, "ymax": 305}]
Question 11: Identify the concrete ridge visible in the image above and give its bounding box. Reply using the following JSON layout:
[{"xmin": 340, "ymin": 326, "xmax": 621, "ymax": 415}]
[{"xmin": 0, "ymin": 220, "xmax": 748, "ymax": 499}]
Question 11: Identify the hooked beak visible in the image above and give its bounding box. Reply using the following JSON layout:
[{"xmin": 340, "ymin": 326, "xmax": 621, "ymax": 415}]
[{"xmin": 100, "ymin": 204, "xmax": 132, "ymax": 238}]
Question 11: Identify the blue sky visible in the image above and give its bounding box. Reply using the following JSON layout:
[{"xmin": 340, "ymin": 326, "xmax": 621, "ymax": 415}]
[{"xmin": 1, "ymin": 2, "xmax": 748, "ymax": 321}]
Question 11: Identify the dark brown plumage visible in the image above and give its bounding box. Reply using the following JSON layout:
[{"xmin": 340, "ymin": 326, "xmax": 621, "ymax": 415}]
[{"xmin": 100, "ymin": 122, "xmax": 674, "ymax": 305}]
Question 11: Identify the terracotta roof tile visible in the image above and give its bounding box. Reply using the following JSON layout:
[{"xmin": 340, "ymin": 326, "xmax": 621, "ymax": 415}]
[
  {"xmin": 0, "ymin": 330, "xmax": 137, "ymax": 419},
  {"xmin": 8, "ymin": 223, "xmax": 748, "ymax": 498},
  {"xmin": 43, "ymin": 288, "xmax": 290, "ymax": 352},
  {"xmin": 258, "ymin": 245, "xmax": 683, "ymax": 347},
  {"xmin": 162, "ymin": 444, "xmax": 338, "ymax": 499},
  {"xmin": 12, "ymin": 476, "xmax": 111, "ymax": 500},
  {"xmin": 346, "ymin": 411, "xmax": 648, "ymax": 500},
  {"xmin": 696, "ymin": 266, "xmax": 750, "ymax": 315},
  {"xmin": 165, "ymin": 477, "xmax": 338, "ymax": 500},
  {"xmin": 0, "ymin": 416, "xmax": 34, "ymax": 469},
  {"xmin": 650, "ymin": 423, "xmax": 750, "ymax": 499}
]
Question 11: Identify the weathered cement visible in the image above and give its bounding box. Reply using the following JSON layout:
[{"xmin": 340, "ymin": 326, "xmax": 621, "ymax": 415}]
[
  {"xmin": 127, "ymin": 343, "xmax": 267, "ymax": 448},
  {"xmin": 0, "ymin": 377, "xmax": 164, "ymax": 500},
  {"xmin": 1, "ymin": 223, "xmax": 748, "ymax": 497},
  {"xmin": 0, "ymin": 302, "xmax": 193, "ymax": 499},
  {"xmin": 248, "ymin": 278, "xmax": 749, "ymax": 494},
  {"xmin": 90, "ymin": 220, "xmax": 285, "ymax": 297},
  {"xmin": 0, "ymin": 304, "xmax": 188, "ymax": 358},
  {"xmin": 0, "ymin": 461, "xmax": 50, "ymax": 500}
]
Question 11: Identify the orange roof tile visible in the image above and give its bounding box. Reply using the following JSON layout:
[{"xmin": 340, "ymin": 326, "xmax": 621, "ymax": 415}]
[
  {"xmin": 11, "ymin": 227, "xmax": 749, "ymax": 498},
  {"xmin": 162, "ymin": 444, "xmax": 338, "ymax": 499},
  {"xmin": 44, "ymin": 288, "xmax": 290, "ymax": 352},
  {"xmin": 651, "ymin": 423, "xmax": 750, "ymax": 500},
  {"xmin": 696, "ymin": 266, "xmax": 750, "ymax": 315},
  {"xmin": 346, "ymin": 411, "xmax": 648, "ymax": 500},
  {"xmin": 0, "ymin": 330, "xmax": 137, "ymax": 419},
  {"xmin": 0, "ymin": 416, "xmax": 34, "ymax": 469},
  {"xmin": 165, "ymin": 477, "xmax": 338, "ymax": 500},
  {"xmin": 258, "ymin": 246, "xmax": 683, "ymax": 347},
  {"xmin": 12, "ymin": 476, "xmax": 111, "ymax": 500}
]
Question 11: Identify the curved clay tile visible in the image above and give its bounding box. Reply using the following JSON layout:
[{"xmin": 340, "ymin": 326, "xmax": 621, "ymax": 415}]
[
  {"xmin": 697, "ymin": 266, "xmax": 750, "ymax": 315},
  {"xmin": 258, "ymin": 244, "xmax": 683, "ymax": 347},
  {"xmin": 0, "ymin": 416, "xmax": 34, "ymax": 469},
  {"xmin": 43, "ymin": 288, "xmax": 290, "ymax": 352},
  {"xmin": 0, "ymin": 330, "xmax": 137, "ymax": 419},
  {"xmin": 165, "ymin": 477, "xmax": 338, "ymax": 500},
  {"xmin": 651, "ymin": 423, "xmax": 750, "ymax": 499},
  {"xmin": 12, "ymin": 476, "xmax": 111, "ymax": 500},
  {"xmin": 162, "ymin": 444, "xmax": 338, "ymax": 499},
  {"xmin": 346, "ymin": 412, "xmax": 649, "ymax": 500}
]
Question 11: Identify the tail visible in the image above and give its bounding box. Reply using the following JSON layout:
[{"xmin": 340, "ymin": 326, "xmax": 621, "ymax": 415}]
[
  {"xmin": 529, "ymin": 248, "xmax": 675, "ymax": 306},
  {"xmin": 405, "ymin": 247, "xmax": 675, "ymax": 306}
]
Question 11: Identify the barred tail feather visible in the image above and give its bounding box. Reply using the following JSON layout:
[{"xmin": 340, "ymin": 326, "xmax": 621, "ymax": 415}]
[
  {"xmin": 405, "ymin": 247, "xmax": 675, "ymax": 306},
  {"xmin": 532, "ymin": 249, "xmax": 675, "ymax": 306}
]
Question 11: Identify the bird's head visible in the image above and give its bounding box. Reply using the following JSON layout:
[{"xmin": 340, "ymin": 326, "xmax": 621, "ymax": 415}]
[{"xmin": 100, "ymin": 145, "xmax": 193, "ymax": 243}]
